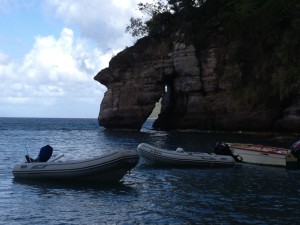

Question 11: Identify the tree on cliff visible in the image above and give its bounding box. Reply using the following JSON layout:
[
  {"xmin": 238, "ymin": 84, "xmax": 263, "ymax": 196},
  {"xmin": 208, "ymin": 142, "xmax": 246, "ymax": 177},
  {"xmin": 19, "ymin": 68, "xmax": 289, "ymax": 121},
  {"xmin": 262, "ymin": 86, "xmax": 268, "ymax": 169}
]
[
  {"xmin": 125, "ymin": 1, "xmax": 169, "ymax": 38},
  {"xmin": 125, "ymin": 0, "xmax": 202, "ymax": 38},
  {"xmin": 168, "ymin": 0, "xmax": 203, "ymax": 12},
  {"xmin": 126, "ymin": 0, "xmax": 300, "ymax": 104}
]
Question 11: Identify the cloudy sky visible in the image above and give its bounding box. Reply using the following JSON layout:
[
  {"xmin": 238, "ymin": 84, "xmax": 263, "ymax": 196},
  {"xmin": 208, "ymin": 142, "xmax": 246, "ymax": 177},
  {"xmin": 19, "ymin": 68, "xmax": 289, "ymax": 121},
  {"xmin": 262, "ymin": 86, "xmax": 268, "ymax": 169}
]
[{"xmin": 0, "ymin": 0, "xmax": 151, "ymax": 118}]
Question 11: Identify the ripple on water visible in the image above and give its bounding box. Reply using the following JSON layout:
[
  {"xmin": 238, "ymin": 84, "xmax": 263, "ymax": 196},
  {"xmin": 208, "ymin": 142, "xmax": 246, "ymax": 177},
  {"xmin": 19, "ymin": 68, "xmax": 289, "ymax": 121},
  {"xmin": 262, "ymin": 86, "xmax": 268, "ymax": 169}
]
[{"xmin": 1, "ymin": 118, "xmax": 300, "ymax": 224}]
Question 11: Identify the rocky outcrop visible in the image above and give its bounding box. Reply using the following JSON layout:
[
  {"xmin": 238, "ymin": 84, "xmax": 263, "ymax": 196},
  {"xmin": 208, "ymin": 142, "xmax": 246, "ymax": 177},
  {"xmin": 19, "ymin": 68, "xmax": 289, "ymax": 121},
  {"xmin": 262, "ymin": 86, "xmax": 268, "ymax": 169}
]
[
  {"xmin": 94, "ymin": 38, "xmax": 172, "ymax": 129},
  {"xmin": 94, "ymin": 33, "xmax": 300, "ymax": 131},
  {"xmin": 94, "ymin": 1, "xmax": 300, "ymax": 132},
  {"xmin": 95, "ymin": 38, "xmax": 284, "ymax": 131}
]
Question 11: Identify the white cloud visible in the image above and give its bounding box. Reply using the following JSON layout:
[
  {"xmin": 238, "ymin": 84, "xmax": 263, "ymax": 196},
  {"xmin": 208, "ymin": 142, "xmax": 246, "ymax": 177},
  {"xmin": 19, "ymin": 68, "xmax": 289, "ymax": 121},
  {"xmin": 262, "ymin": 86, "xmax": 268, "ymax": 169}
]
[
  {"xmin": 20, "ymin": 28, "xmax": 87, "ymax": 84},
  {"xmin": 0, "ymin": 0, "xmax": 156, "ymax": 118},
  {"xmin": 43, "ymin": 0, "xmax": 148, "ymax": 49},
  {"xmin": 0, "ymin": 27, "xmax": 107, "ymax": 112}
]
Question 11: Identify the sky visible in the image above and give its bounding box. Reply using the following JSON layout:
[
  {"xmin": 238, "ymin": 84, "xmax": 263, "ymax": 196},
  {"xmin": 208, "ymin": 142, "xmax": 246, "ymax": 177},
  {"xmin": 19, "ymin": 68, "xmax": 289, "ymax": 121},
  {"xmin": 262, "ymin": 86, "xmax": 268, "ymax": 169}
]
[{"xmin": 0, "ymin": 0, "xmax": 152, "ymax": 118}]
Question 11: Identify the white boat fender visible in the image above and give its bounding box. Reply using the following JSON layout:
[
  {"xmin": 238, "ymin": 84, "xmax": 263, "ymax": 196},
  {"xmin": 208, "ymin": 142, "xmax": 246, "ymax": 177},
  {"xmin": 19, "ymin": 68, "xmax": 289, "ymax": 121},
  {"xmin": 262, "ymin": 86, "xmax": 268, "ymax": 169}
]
[
  {"xmin": 236, "ymin": 155, "xmax": 243, "ymax": 162},
  {"xmin": 176, "ymin": 147, "xmax": 184, "ymax": 153}
]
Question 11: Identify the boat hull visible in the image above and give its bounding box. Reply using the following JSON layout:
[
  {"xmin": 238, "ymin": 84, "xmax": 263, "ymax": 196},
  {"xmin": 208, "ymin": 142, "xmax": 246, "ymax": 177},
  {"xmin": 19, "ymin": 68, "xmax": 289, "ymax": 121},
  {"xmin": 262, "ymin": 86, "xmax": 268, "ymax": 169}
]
[
  {"xmin": 12, "ymin": 150, "xmax": 139, "ymax": 183},
  {"xmin": 228, "ymin": 143, "xmax": 298, "ymax": 168},
  {"xmin": 137, "ymin": 143, "xmax": 235, "ymax": 168}
]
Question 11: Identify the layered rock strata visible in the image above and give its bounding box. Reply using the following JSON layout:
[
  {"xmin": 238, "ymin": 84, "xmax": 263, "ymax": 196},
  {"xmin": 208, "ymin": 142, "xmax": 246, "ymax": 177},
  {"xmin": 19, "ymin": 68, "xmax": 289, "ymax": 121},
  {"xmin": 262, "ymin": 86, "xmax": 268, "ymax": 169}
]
[{"xmin": 94, "ymin": 36, "xmax": 300, "ymax": 132}]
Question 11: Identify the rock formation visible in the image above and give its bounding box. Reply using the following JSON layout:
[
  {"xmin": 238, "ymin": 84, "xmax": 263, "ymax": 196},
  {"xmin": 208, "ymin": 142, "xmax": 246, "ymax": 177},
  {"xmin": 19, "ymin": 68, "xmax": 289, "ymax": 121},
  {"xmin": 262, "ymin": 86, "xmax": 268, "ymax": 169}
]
[
  {"xmin": 94, "ymin": 0, "xmax": 300, "ymax": 132},
  {"xmin": 94, "ymin": 38, "xmax": 169, "ymax": 129}
]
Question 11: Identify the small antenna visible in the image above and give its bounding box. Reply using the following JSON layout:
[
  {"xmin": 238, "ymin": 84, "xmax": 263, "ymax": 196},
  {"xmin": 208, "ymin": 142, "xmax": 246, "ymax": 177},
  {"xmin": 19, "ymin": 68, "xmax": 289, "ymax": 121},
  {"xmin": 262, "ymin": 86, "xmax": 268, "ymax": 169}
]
[{"xmin": 25, "ymin": 145, "xmax": 32, "ymax": 163}]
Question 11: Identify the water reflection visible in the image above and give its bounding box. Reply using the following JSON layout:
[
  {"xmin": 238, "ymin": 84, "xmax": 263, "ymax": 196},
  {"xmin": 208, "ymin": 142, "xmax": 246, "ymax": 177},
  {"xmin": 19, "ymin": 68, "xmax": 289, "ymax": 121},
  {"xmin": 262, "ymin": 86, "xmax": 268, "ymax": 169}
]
[{"xmin": 13, "ymin": 177, "xmax": 136, "ymax": 195}]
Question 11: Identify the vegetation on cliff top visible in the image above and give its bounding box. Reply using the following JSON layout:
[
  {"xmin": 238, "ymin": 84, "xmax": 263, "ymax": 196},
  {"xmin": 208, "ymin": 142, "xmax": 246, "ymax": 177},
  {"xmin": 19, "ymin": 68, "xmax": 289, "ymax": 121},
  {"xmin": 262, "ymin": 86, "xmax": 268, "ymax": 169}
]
[{"xmin": 126, "ymin": 0, "xmax": 300, "ymax": 108}]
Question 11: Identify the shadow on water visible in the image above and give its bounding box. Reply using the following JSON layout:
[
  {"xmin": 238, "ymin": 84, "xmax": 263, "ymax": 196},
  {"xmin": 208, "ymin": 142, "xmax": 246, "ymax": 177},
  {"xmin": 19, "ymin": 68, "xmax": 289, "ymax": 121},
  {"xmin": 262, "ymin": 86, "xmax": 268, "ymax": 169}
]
[
  {"xmin": 97, "ymin": 119, "xmax": 298, "ymax": 155},
  {"xmin": 12, "ymin": 178, "xmax": 135, "ymax": 193}
]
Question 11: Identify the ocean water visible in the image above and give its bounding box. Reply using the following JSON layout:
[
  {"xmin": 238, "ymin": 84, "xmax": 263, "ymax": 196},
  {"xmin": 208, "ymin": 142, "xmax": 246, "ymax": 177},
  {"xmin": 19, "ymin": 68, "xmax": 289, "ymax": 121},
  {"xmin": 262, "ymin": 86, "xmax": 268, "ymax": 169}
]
[{"xmin": 0, "ymin": 117, "xmax": 299, "ymax": 225}]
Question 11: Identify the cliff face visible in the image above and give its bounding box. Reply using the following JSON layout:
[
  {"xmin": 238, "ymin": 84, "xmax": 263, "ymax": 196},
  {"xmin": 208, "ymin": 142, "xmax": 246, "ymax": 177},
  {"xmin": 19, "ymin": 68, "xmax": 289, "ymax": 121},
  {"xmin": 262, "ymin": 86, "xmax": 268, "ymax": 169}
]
[
  {"xmin": 94, "ymin": 38, "xmax": 169, "ymax": 129},
  {"xmin": 94, "ymin": 0, "xmax": 300, "ymax": 132}
]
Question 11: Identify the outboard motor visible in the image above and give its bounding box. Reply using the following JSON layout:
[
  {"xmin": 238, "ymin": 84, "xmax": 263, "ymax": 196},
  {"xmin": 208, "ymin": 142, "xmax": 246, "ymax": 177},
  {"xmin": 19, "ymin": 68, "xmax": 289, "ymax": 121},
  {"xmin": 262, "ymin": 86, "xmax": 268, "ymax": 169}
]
[
  {"xmin": 214, "ymin": 142, "xmax": 231, "ymax": 155},
  {"xmin": 25, "ymin": 145, "xmax": 53, "ymax": 163},
  {"xmin": 214, "ymin": 141, "xmax": 242, "ymax": 162},
  {"xmin": 290, "ymin": 140, "xmax": 300, "ymax": 159},
  {"xmin": 38, "ymin": 145, "xmax": 53, "ymax": 162}
]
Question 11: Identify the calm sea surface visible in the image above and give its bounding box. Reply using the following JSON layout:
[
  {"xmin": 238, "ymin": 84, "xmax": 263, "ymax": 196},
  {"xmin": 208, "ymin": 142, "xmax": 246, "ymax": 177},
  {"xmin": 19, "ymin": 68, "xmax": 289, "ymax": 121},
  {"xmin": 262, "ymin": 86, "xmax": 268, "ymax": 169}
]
[{"xmin": 0, "ymin": 117, "xmax": 299, "ymax": 225}]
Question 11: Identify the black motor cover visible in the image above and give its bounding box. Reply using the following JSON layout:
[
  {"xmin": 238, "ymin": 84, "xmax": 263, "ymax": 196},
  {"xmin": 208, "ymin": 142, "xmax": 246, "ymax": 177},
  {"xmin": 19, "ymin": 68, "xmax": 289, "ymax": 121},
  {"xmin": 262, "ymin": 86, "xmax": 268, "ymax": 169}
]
[
  {"xmin": 214, "ymin": 141, "xmax": 241, "ymax": 162},
  {"xmin": 214, "ymin": 142, "xmax": 232, "ymax": 155},
  {"xmin": 38, "ymin": 145, "xmax": 53, "ymax": 162}
]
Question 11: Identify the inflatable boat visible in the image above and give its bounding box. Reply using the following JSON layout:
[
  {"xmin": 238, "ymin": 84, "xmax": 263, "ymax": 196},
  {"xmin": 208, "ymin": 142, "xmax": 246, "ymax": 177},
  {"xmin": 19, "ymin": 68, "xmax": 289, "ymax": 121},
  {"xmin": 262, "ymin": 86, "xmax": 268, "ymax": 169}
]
[
  {"xmin": 13, "ymin": 149, "xmax": 139, "ymax": 183},
  {"xmin": 137, "ymin": 143, "xmax": 235, "ymax": 168}
]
